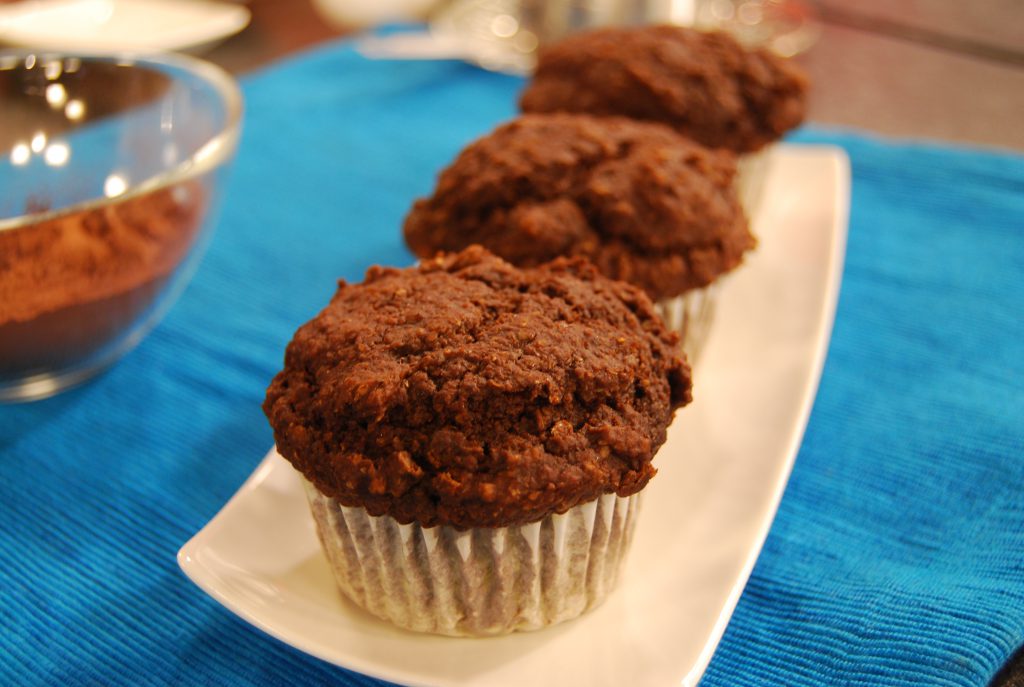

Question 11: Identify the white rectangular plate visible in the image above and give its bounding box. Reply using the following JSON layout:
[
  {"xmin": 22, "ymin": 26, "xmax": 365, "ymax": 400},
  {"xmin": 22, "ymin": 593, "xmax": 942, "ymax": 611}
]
[
  {"xmin": 179, "ymin": 144, "xmax": 850, "ymax": 687},
  {"xmin": 0, "ymin": 0, "xmax": 250, "ymax": 53}
]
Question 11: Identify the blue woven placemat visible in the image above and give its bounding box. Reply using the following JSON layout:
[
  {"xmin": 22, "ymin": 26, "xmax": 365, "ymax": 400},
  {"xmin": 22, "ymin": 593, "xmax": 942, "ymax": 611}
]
[{"xmin": 1, "ymin": 38, "xmax": 1022, "ymax": 686}]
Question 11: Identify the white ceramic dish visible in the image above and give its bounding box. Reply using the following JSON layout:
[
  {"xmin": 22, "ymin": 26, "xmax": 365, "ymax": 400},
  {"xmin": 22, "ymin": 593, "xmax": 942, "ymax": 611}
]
[
  {"xmin": 179, "ymin": 144, "xmax": 850, "ymax": 687},
  {"xmin": 0, "ymin": 0, "xmax": 250, "ymax": 53}
]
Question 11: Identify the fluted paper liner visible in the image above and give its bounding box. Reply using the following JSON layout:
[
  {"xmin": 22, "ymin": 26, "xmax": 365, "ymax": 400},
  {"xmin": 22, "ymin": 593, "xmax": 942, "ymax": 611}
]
[
  {"xmin": 655, "ymin": 281, "xmax": 720, "ymax": 364},
  {"xmin": 302, "ymin": 478, "xmax": 640, "ymax": 636}
]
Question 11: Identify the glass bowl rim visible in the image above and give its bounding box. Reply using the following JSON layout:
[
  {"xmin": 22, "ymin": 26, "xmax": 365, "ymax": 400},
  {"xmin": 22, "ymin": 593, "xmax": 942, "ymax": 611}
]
[{"xmin": 0, "ymin": 49, "xmax": 243, "ymax": 233}]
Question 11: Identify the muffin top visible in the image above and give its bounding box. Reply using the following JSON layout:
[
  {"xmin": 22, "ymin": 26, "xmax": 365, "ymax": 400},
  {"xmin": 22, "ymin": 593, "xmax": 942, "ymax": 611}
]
[
  {"xmin": 264, "ymin": 246, "xmax": 691, "ymax": 529},
  {"xmin": 519, "ymin": 25, "xmax": 808, "ymax": 153},
  {"xmin": 404, "ymin": 114, "xmax": 754, "ymax": 301}
]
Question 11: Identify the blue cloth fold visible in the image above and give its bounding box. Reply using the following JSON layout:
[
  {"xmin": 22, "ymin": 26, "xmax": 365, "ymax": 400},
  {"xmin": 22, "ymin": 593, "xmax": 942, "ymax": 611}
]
[{"xmin": 1, "ymin": 39, "xmax": 1022, "ymax": 686}]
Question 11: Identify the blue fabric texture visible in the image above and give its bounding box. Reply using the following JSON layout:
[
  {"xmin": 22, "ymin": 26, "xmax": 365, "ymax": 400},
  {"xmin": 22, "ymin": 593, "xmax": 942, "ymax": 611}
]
[{"xmin": 2, "ymin": 39, "xmax": 1022, "ymax": 686}]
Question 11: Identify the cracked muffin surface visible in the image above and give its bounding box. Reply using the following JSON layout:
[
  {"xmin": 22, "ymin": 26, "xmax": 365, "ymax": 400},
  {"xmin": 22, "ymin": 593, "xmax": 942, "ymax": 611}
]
[
  {"xmin": 263, "ymin": 246, "xmax": 691, "ymax": 529},
  {"xmin": 519, "ymin": 25, "xmax": 808, "ymax": 153},
  {"xmin": 403, "ymin": 113, "xmax": 754, "ymax": 300}
]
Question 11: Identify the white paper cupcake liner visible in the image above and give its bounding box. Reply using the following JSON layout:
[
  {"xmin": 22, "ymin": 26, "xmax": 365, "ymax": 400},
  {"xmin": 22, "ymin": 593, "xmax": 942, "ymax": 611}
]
[
  {"xmin": 655, "ymin": 282, "xmax": 720, "ymax": 365},
  {"xmin": 736, "ymin": 146, "xmax": 775, "ymax": 224},
  {"xmin": 302, "ymin": 478, "xmax": 640, "ymax": 637}
]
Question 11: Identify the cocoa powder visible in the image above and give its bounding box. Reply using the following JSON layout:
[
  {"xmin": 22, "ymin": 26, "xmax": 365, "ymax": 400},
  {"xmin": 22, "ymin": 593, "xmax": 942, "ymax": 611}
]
[{"xmin": 0, "ymin": 182, "xmax": 204, "ymax": 375}]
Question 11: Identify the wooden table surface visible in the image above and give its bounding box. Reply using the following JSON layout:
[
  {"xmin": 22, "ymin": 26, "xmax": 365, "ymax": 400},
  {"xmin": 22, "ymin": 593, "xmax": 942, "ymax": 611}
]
[{"xmin": 203, "ymin": 1, "xmax": 1022, "ymax": 685}]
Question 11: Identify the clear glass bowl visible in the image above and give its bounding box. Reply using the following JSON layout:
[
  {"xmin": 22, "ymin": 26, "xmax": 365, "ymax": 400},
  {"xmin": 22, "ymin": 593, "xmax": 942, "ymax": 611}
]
[{"xmin": 0, "ymin": 51, "xmax": 242, "ymax": 402}]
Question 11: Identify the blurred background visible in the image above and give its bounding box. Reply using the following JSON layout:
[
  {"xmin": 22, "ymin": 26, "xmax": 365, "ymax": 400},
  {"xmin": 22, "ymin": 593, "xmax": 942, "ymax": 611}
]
[
  {"xmin": 196, "ymin": 0, "xmax": 1023, "ymax": 150},
  {"xmin": 1, "ymin": 0, "xmax": 1021, "ymax": 151}
]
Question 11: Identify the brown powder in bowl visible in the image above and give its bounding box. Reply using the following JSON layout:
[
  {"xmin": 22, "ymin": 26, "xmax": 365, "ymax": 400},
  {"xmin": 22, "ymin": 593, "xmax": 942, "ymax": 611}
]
[{"xmin": 0, "ymin": 183, "xmax": 205, "ymax": 376}]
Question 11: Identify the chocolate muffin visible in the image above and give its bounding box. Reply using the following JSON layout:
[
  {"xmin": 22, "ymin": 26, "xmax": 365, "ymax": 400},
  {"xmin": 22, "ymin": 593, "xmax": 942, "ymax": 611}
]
[
  {"xmin": 264, "ymin": 246, "xmax": 691, "ymax": 635},
  {"xmin": 520, "ymin": 25, "xmax": 807, "ymax": 153},
  {"xmin": 404, "ymin": 113, "xmax": 754, "ymax": 358},
  {"xmin": 519, "ymin": 24, "xmax": 809, "ymax": 213}
]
